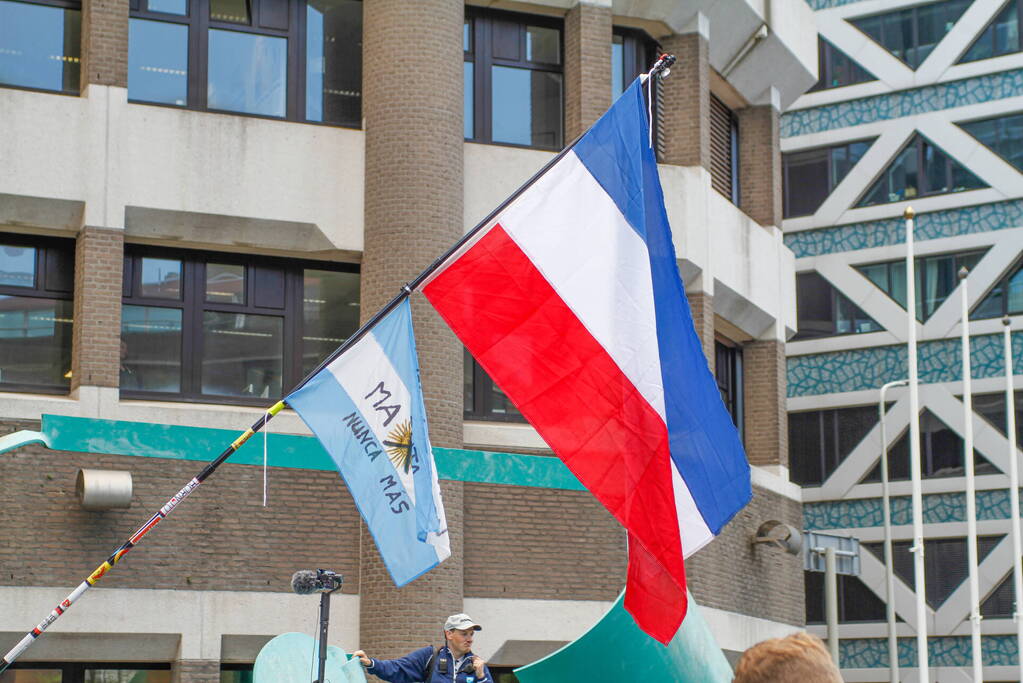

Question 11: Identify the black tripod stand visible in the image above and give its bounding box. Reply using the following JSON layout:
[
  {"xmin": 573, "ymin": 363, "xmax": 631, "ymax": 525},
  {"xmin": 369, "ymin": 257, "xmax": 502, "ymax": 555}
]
[{"xmin": 312, "ymin": 570, "xmax": 344, "ymax": 683}]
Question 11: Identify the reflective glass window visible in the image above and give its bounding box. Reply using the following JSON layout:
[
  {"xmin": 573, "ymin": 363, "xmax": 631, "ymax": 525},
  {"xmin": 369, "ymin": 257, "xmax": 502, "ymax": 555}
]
[
  {"xmin": 783, "ymin": 139, "xmax": 872, "ymax": 218},
  {"xmin": 857, "ymin": 134, "xmax": 985, "ymax": 207},
  {"xmin": 128, "ymin": 18, "xmax": 188, "ymax": 105},
  {"xmin": 973, "ymin": 258, "xmax": 1023, "ymax": 319},
  {"xmin": 148, "ymin": 0, "xmax": 186, "ymax": 14},
  {"xmin": 210, "ymin": 0, "xmax": 249, "ymax": 23},
  {"xmin": 305, "ymin": 0, "xmax": 362, "ymax": 126},
  {"xmin": 207, "ymin": 29, "xmax": 287, "ymax": 117},
  {"xmin": 961, "ymin": 112, "xmax": 1023, "ymax": 173},
  {"xmin": 301, "ymin": 268, "xmax": 359, "ymax": 375},
  {"xmin": 961, "ymin": 0, "xmax": 1020, "ymax": 62},
  {"xmin": 0, "ymin": 0, "xmax": 80, "ymax": 93},
  {"xmin": 464, "ymin": 8, "xmax": 563, "ymax": 150},
  {"xmin": 853, "ymin": 0, "xmax": 969, "ymax": 69},
  {"xmin": 808, "ymin": 38, "xmax": 874, "ymax": 92},
  {"xmin": 794, "ymin": 271, "xmax": 881, "ymax": 340},
  {"xmin": 464, "ymin": 349, "xmax": 524, "ymax": 422},
  {"xmin": 121, "ymin": 248, "xmax": 358, "ymax": 404},
  {"xmin": 0, "ymin": 235, "xmax": 74, "ymax": 393},
  {"xmin": 857, "ymin": 249, "xmax": 985, "ymax": 321}
]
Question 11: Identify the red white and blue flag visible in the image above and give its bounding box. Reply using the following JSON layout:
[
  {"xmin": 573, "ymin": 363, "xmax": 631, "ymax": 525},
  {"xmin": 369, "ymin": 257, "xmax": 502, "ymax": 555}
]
[{"xmin": 418, "ymin": 78, "xmax": 751, "ymax": 644}]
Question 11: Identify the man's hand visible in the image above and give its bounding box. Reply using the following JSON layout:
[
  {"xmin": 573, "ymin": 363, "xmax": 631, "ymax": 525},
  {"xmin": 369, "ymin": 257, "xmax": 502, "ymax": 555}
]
[
  {"xmin": 352, "ymin": 650, "xmax": 371, "ymax": 667},
  {"xmin": 472, "ymin": 656, "xmax": 486, "ymax": 678}
]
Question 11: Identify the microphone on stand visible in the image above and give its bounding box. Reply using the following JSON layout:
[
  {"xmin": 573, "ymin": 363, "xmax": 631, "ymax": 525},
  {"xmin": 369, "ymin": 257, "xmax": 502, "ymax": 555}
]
[{"xmin": 290, "ymin": 569, "xmax": 344, "ymax": 683}]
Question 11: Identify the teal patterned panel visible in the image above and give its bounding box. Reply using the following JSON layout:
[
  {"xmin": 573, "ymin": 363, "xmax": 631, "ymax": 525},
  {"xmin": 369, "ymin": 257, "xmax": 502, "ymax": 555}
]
[
  {"xmin": 788, "ymin": 333, "xmax": 1023, "ymax": 397},
  {"xmin": 782, "ymin": 69, "xmax": 1023, "ymax": 137},
  {"xmin": 806, "ymin": 0, "xmax": 862, "ymax": 8},
  {"xmin": 804, "ymin": 490, "xmax": 1016, "ymax": 530},
  {"xmin": 839, "ymin": 636, "xmax": 1016, "ymax": 668},
  {"xmin": 784, "ymin": 199, "xmax": 1023, "ymax": 258}
]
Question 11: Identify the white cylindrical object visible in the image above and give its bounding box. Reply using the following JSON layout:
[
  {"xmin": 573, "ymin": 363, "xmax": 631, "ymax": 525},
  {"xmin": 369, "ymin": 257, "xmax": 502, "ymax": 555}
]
[
  {"xmin": 960, "ymin": 271, "xmax": 982, "ymax": 682},
  {"xmin": 880, "ymin": 379, "xmax": 907, "ymax": 683},
  {"xmin": 76, "ymin": 469, "xmax": 133, "ymax": 510},
  {"xmin": 825, "ymin": 547, "xmax": 840, "ymax": 666},
  {"xmin": 905, "ymin": 209, "xmax": 929, "ymax": 681},
  {"xmin": 1004, "ymin": 319, "xmax": 1021, "ymax": 683}
]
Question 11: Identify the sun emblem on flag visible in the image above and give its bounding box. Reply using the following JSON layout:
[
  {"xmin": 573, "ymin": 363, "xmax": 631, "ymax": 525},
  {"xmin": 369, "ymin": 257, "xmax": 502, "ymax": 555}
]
[{"xmin": 383, "ymin": 420, "xmax": 414, "ymax": 473}]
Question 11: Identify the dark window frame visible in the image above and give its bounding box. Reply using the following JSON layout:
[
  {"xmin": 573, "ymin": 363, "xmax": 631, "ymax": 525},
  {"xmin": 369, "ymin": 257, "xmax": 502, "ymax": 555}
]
[
  {"xmin": 714, "ymin": 339, "xmax": 743, "ymax": 440},
  {"xmin": 973, "ymin": 256, "xmax": 1023, "ymax": 319},
  {"xmin": 789, "ymin": 404, "xmax": 881, "ymax": 487},
  {"xmin": 793, "ymin": 271, "xmax": 881, "ymax": 341},
  {"xmin": 805, "ymin": 571, "xmax": 887, "ymax": 624},
  {"xmin": 856, "ymin": 133, "xmax": 986, "ymax": 207},
  {"xmin": 851, "ymin": 0, "xmax": 971, "ymax": 70},
  {"xmin": 959, "ymin": 110, "xmax": 1023, "ymax": 174},
  {"xmin": 0, "ymin": 231, "xmax": 75, "ymax": 395},
  {"xmin": 127, "ymin": 0, "xmax": 361, "ymax": 127},
  {"xmin": 0, "ymin": 0, "xmax": 83, "ymax": 96},
  {"xmin": 612, "ymin": 26, "xmax": 662, "ymax": 158},
  {"xmin": 856, "ymin": 248, "xmax": 987, "ymax": 322},
  {"xmin": 464, "ymin": 350, "xmax": 527, "ymax": 423},
  {"xmin": 464, "ymin": 7, "xmax": 564, "ymax": 151},
  {"xmin": 808, "ymin": 37, "xmax": 875, "ymax": 93},
  {"xmin": 121, "ymin": 244, "xmax": 359, "ymax": 406},
  {"xmin": 783, "ymin": 138, "xmax": 874, "ymax": 218},
  {"xmin": 959, "ymin": 0, "xmax": 1022, "ymax": 63}
]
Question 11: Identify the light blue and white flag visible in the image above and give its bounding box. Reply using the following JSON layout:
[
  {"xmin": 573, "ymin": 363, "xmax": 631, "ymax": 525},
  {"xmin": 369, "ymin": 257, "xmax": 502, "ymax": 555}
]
[{"xmin": 285, "ymin": 299, "xmax": 449, "ymax": 586}]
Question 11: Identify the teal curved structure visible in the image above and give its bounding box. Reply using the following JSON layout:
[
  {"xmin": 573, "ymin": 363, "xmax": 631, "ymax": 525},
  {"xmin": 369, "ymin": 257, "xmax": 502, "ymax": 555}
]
[{"xmin": 514, "ymin": 593, "xmax": 733, "ymax": 683}]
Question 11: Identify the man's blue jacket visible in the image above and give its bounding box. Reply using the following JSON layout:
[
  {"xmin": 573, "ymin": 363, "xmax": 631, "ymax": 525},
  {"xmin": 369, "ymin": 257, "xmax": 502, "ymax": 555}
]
[{"xmin": 366, "ymin": 645, "xmax": 493, "ymax": 683}]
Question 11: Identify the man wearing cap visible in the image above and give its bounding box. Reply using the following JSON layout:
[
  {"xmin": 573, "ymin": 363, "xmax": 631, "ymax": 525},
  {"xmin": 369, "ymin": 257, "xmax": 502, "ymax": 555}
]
[{"xmin": 353, "ymin": 613, "xmax": 493, "ymax": 683}]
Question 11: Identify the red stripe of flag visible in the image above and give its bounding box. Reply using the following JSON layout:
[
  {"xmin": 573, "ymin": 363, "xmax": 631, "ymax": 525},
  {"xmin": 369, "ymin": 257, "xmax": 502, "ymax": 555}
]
[{"xmin": 423, "ymin": 224, "xmax": 686, "ymax": 642}]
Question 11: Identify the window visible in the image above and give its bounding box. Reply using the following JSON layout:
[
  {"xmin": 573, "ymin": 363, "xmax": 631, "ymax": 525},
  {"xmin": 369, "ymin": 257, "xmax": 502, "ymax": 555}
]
[
  {"xmin": 960, "ymin": 0, "xmax": 1021, "ymax": 63},
  {"xmin": 863, "ymin": 409, "xmax": 999, "ymax": 482},
  {"xmin": 128, "ymin": 0, "xmax": 362, "ymax": 125},
  {"xmin": 0, "ymin": 234, "xmax": 74, "ymax": 393},
  {"xmin": 864, "ymin": 536, "xmax": 1001, "ymax": 608},
  {"xmin": 852, "ymin": 0, "xmax": 970, "ymax": 69},
  {"xmin": 783, "ymin": 139, "xmax": 873, "ymax": 218},
  {"xmin": 974, "ymin": 257, "xmax": 1023, "ymax": 319},
  {"xmin": 120, "ymin": 247, "xmax": 359, "ymax": 403},
  {"xmin": 220, "ymin": 664, "xmax": 253, "ymax": 683},
  {"xmin": 974, "ymin": 391, "xmax": 1023, "ymax": 444},
  {"xmin": 612, "ymin": 27, "xmax": 660, "ymax": 155},
  {"xmin": 856, "ymin": 133, "xmax": 986, "ymax": 207},
  {"xmin": 709, "ymin": 94, "xmax": 738, "ymax": 203},
  {"xmin": 960, "ymin": 112, "xmax": 1023, "ymax": 174},
  {"xmin": 464, "ymin": 350, "xmax": 525, "ymax": 422},
  {"xmin": 464, "ymin": 9, "xmax": 563, "ymax": 150},
  {"xmin": 715, "ymin": 341, "xmax": 743, "ymax": 437},
  {"xmin": 808, "ymin": 38, "xmax": 875, "ymax": 92},
  {"xmin": 794, "ymin": 272, "xmax": 881, "ymax": 341},
  {"xmin": 805, "ymin": 572, "xmax": 887, "ymax": 624},
  {"xmin": 857, "ymin": 249, "xmax": 985, "ymax": 321},
  {"xmin": 1, "ymin": 662, "xmax": 171, "ymax": 682},
  {"xmin": 789, "ymin": 405, "xmax": 879, "ymax": 486},
  {"xmin": 982, "ymin": 572, "xmax": 1017, "ymax": 617},
  {"xmin": 0, "ymin": 0, "xmax": 80, "ymax": 94}
]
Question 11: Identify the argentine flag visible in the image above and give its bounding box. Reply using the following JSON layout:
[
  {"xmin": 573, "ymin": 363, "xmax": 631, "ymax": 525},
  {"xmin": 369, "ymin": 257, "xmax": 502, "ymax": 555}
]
[{"xmin": 286, "ymin": 299, "xmax": 449, "ymax": 586}]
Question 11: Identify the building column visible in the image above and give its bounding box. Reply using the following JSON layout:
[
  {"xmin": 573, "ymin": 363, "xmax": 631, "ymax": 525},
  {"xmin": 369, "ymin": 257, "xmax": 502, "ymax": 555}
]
[
  {"xmin": 658, "ymin": 28, "xmax": 710, "ymax": 171},
  {"xmin": 71, "ymin": 226, "xmax": 123, "ymax": 393},
  {"xmin": 81, "ymin": 0, "xmax": 129, "ymax": 90},
  {"xmin": 737, "ymin": 102, "xmax": 782, "ymax": 228},
  {"xmin": 360, "ymin": 0, "xmax": 465, "ymax": 661},
  {"xmin": 172, "ymin": 659, "xmax": 219, "ymax": 683},
  {"xmin": 742, "ymin": 338, "xmax": 787, "ymax": 468},
  {"xmin": 564, "ymin": 1, "xmax": 612, "ymax": 142}
]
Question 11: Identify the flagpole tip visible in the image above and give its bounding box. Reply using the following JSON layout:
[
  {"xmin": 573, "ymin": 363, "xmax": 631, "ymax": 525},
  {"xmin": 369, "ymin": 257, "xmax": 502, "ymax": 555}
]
[{"xmin": 903, "ymin": 206, "xmax": 915, "ymax": 220}]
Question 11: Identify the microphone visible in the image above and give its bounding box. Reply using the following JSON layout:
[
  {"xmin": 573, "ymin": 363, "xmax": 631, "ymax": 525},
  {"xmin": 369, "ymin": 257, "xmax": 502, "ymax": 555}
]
[{"xmin": 291, "ymin": 569, "xmax": 344, "ymax": 594}]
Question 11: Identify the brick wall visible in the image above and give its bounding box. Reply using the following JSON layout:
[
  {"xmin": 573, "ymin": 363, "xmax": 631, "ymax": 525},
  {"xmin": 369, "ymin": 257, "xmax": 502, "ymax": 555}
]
[
  {"xmin": 658, "ymin": 32, "xmax": 710, "ymax": 171},
  {"xmin": 564, "ymin": 2, "xmax": 612, "ymax": 142},
  {"xmin": 742, "ymin": 339, "xmax": 787, "ymax": 468},
  {"xmin": 173, "ymin": 659, "xmax": 219, "ymax": 683},
  {"xmin": 737, "ymin": 105, "xmax": 782, "ymax": 228},
  {"xmin": 687, "ymin": 291, "xmax": 715, "ymax": 371},
  {"xmin": 81, "ymin": 0, "xmax": 128, "ymax": 88},
  {"xmin": 0, "ymin": 421, "xmax": 361, "ymax": 594},
  {"xmin": 685, "ymin": 485, "xmax": 804, "ymax": 626},
  {"xmin": 71, "ymin": 227, "xmax": 123, "ymax": 391},
  {"xmin": 360, "ymin": 0, "xmax": 465, "ymax": 662},
  {"xmin": 463, "ymin": 483, "xmax": 625, "ymax": 601}
]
